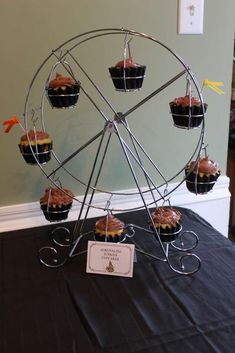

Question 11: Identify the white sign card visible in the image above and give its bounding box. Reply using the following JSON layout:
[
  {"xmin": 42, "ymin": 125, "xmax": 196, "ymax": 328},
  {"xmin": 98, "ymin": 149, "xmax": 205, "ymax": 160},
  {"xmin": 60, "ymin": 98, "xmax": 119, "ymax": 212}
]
[{"xmin": 86, "ymin": 241, "xmax": 135, "ymax": 277}]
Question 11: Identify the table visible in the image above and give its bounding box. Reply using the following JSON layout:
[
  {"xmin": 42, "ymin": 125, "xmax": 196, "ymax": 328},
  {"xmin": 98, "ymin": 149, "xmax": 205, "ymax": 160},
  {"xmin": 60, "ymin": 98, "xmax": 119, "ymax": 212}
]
[{"xmin": 1, "ymin": 207, "xmax": 235, "ymax": 353}]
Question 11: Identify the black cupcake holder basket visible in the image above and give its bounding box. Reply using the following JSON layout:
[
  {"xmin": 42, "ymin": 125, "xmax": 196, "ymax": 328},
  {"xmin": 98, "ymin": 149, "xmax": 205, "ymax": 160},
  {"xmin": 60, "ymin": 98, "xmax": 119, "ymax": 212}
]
[
  {"xmin": 47, "ymin": 86, "xmax": 80, "ymax": 109},
  {"xmin": 40, "ymin": 203, "xmax": 72, "ymax": 222},
  {"xmin": 18, "ymin": 143, "xmax": 52, "ymax": 165},
  {"xmin": 169, "ymin": 103, "xmax": 208, "ymax": 129},
  {"xmin": 185, "ymin": 170, "xmax": 220, "ymax": 195},
  {"xmin": 185, "ymin": 179, "xmax": 217, "ymax": 194},
  {"xmin": 109, "ymin": 66, "xmax": 146, "ymax": 91},
  {"xmin": 93, "ymin": 225, "xmax": 136, "ymax": 243},
  {"xmin": 44, "ymin": 58, "xmax": 81, "ymax": 109},
  {"xmin": 171, "ymin": 112, "xmax": 204, "ymax": 129},
  {"xmin": 149, "ymin": 223, "xmax": 183, "ymax": 243}
]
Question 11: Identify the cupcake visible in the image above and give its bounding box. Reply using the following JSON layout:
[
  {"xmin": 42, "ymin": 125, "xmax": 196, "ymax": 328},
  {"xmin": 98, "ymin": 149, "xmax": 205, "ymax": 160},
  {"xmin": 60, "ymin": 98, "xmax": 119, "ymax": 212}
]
[
  {"xmin": 150, "ymin": 207, "xmax": 182, "ymax": 242},
  {"xmin": 94, "ymin": 213, "xmax": 125, "ymax": 242},
  {"xmin": 18, "ymin": 129, "xmax": 52, "ymax": 165},
  {"xmin": 109, "ymin": 57, "xmax": 146, "ymax": 91},
  {"xmin": 46, "ymin": 73, "xmax": 80, "ymax": 108},
  {"xmin": 169, "ymin": 95, "xmax": 207, "ymax": 128},
  {"xmin": 40, "ymin": 187, "xmax": 74, "ymax": 222},
  {"xmin": 185, "ymin": 156, "xmax": 221, "ymax": 194}
]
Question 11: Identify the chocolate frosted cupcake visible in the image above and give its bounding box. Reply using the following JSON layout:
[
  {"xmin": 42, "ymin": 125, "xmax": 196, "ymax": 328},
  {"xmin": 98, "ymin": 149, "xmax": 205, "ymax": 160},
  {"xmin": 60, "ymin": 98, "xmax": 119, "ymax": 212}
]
[
  {"xmin": 40, "ymin": 187, "xmax": 74, "ymax": 222},
  {"xmin": 109, "ymin": 57, "xmax": 146, "ymax": 91},
  {"xmin": 18, "ymin": 129, "xmax": 52, "ymax": 165},
  {"xmin": 169, "ymin": 95, "xmax": 207, "ymax": 129},
  {"xmin": 94, "ymin": 213, "xmax": 125, "ymax": 242},
  {"xmin": 47, "ymin": 73, "xmax": 80, "ymax": 108},
  {"xmin": 150, "ymin": 207, "xmax": 182, "ymax": 242},
  {"xmin": 185, "ymin": 156, "xmax": 221, "ymax": 194}
]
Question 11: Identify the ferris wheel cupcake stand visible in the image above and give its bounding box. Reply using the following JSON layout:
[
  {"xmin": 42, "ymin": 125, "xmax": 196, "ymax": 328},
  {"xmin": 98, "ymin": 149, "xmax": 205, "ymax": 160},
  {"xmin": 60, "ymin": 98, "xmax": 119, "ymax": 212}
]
[{"xmin": 23, "ymin": 28, "xmax": 208, "ymax": 275}]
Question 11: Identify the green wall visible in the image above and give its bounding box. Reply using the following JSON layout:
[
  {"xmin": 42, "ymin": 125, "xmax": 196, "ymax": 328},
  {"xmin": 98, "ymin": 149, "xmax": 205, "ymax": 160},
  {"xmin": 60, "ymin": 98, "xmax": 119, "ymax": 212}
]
[{"xmin": 0, "ymin": 0, "xmax": 234, "ymax": 207}]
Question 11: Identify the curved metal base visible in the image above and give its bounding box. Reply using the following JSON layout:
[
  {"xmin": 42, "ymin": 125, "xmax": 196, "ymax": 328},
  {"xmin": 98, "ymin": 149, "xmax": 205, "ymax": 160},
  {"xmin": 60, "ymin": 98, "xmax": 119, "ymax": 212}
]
[
  {"xmin": 38, "ymin": 226, "xmax": 72, "ymax": 268},
  {"xmin": 126, "ymin": 223, "xmax": 201, "ymax": 276},
  {"xmin": 38, "ymin": 223, "xmax": 201, "ymax": 276},
  {"xmin": 38, "ymin": 246, "xmax": 68, "ymax": 268},
  {"xmin": 52, "ymin": 226, "xmax": 71, "ymax": 247}
]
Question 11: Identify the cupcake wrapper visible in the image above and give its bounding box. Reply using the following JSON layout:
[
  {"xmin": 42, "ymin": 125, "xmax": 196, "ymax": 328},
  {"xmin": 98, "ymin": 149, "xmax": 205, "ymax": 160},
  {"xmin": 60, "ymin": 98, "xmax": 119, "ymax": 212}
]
[
  {"xmin": 47, "ymin": 84, "xmax": 80, "ymax": 108},
  {"xmin": 185, "ymin": 170, "xmax": 220, "ymax": 194},
  {"xmin": 186, "ymin": 180, "xmax": 215, "ymax": 194},
  {"xmin": 169, "ymin": 102, "xmax": 207, "ymax": 128},
  {"xmin": 150, "ymin": 223, "xmax": 182, "ymax": 243},
  {"xmin": 109, "ymin": 66, "xmax": 146, "ymax": 91},
  {"xmin": 94, "ymin": 231, "xmax": 125, "ymax": 243},
  {"xmin": 18, "ymin": 143, "xmax": 52, "ymax": 165},
  {"xmin": 40, "ymin": 203, "xmax": 72, "ymax": 222}
]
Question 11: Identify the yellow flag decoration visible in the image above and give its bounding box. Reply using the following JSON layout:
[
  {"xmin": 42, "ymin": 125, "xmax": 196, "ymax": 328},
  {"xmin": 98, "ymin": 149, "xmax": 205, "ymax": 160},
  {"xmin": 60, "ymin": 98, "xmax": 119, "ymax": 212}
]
[{"xmin": 202, "ymin": 79, "xmax": 225, "ymax": 95}]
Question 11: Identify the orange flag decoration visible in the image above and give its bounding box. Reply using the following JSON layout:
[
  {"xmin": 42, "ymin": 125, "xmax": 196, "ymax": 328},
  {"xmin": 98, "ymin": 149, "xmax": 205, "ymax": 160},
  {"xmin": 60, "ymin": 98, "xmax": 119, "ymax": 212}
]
[{"xmin": 3, "ymin": 116, "xmax": 21, "ymax": 133}]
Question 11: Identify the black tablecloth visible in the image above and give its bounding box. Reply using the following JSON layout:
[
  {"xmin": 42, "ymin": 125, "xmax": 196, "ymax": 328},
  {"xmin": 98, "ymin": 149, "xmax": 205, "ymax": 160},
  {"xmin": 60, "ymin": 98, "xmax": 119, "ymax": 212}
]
[{"xmin": 1, "ymin": 207, "xmax": 235, "ymax": 353}]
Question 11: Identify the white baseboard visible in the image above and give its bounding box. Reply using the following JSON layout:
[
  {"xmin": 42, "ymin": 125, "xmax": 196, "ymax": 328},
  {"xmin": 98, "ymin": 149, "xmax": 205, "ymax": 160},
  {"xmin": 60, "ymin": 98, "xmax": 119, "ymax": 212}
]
[{"xmin": 0, "ymin": 175, "xmax": 230, "ymax": 236}]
